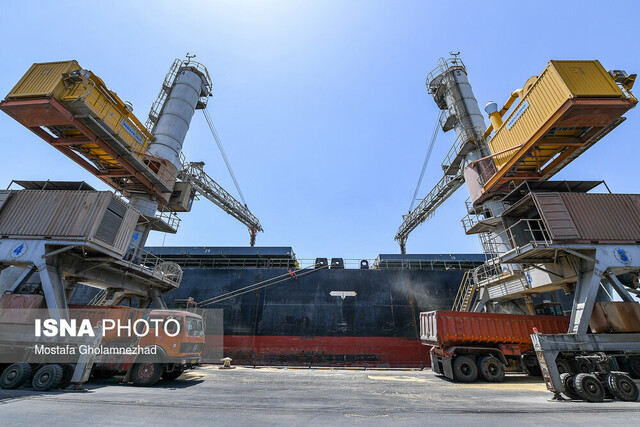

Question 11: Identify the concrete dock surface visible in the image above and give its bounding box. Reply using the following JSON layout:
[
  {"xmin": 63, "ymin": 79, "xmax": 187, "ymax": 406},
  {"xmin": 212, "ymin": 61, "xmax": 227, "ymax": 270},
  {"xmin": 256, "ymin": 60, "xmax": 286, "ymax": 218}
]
[{"xmin": 1, "ymin": 366, "xmax": 639, "ymax": 425}]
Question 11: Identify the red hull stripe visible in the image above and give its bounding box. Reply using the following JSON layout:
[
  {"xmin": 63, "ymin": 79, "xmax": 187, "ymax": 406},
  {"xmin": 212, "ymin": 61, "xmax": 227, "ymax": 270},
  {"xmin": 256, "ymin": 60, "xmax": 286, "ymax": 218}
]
[{"xmin": 205, "ymin": 335, "xmax": 432, "ymax": 368}]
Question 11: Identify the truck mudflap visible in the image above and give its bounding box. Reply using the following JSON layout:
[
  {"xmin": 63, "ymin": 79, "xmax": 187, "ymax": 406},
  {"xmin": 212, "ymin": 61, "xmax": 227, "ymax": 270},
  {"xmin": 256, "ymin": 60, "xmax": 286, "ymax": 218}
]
[{"xmin": 430, "ymin": 347, "xmax": 454, "ymax": 379}]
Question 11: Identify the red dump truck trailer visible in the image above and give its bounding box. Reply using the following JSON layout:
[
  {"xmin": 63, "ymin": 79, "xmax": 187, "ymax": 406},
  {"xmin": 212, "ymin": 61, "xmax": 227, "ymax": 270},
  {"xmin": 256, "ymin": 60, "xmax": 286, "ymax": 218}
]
[{"xmin": 420, "ymin": 310, "xmax": 569, "ymax": 382}]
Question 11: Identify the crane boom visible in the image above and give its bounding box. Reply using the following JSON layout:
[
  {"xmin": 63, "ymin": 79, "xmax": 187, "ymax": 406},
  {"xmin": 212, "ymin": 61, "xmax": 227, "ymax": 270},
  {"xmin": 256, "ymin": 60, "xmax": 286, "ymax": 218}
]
[
  {"xmin": 395, "ymin": 171, "xmax": 464, "ymax": 253},
  {"xmin": 179, "ymin": 160, "xmax": 263, "ymax": 246},
  {"xmin": 395, "ymin": 56, "xmax": 488, "ymax": 253}
]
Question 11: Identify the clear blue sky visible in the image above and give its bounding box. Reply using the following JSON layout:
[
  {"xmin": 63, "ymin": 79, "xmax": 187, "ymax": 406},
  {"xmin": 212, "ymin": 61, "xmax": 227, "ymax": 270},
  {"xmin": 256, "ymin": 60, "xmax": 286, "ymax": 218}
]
[{"xmin": 0, "ymin": 1, "xmax": 638, "ymax": 261}]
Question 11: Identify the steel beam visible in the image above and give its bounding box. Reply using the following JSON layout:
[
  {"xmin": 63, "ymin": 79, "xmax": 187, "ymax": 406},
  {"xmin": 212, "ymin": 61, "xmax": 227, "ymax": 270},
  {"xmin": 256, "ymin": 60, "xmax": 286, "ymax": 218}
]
[
  {"xmin": 568, "ymin": 252, "xmax": 603, "ymax": 334},
  {"xmin": 603, "ymin": 271, "xmax": 636, "ymax": 302}
]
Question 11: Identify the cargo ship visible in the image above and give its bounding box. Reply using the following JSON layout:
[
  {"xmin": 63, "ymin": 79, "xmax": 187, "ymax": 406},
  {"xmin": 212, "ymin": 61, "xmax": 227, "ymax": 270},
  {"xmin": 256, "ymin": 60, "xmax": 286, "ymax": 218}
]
[{"xmin": 71, "ymin": 247, "xmax": 570, "ymax": 368}]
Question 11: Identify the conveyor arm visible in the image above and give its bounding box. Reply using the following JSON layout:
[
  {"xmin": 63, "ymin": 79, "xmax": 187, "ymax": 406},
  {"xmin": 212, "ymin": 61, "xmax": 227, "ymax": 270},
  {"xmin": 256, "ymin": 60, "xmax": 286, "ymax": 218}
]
[
  {"xmin": 395, "ymin": 171, "xmax": 464, "ymax": 253},
  {"xmin": 179, "ymin": 160, "xmax": 263, "ymax": 246}
]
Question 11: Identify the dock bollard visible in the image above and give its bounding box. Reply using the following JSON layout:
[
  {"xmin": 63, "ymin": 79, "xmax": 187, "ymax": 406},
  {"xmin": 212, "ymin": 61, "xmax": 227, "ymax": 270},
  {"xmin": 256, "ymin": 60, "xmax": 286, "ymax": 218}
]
[{"xmin": 220, "ymin": 357, "xmax": 234, "ymax": 369}]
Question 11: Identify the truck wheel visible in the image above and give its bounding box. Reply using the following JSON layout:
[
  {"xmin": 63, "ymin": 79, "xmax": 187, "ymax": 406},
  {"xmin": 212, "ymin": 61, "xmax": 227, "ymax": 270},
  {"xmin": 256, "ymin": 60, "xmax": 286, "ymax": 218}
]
[
  {"xmin": 560, "ymin": 373, "xmax": 580, "ymax": 400},
  {"xmin": 32, "ymin": 364, "xmax": 63, "ymax": 391},
  {"xmin": 555, "ymin": 358, "xmax": 571, "ymax": 375},
  {"xmin": 131, "ymin": 362, "xmax": 163, "ymax": 386},
  {"xmin": 453, "ymin": 355, "xmax": 478, "ymax": 382},
  {"xmin": 58, "ymin": 364, "xmax": 75, "ymax": 389},
  {"xmin": 0, "ymin": 363, "xmax": 32, "ymax": 389},
  {"xmin": 30, "ymin": 363, "xmax": 45, "ymax": 380},
  {"xmin": 574, "ymin": 373, "xmax": 604, "ymax": 402},
  {"xmin": 605, "ymin": 373, "xmax": 639, "ymax": 402},
  {"xmin": 576, "ymin": 359, "xmax": 592, "ymax": 373},
  {"xmin": 162, "ymin": 366, "xmax": 184, "ymax": 381},
  {"xmin": 478, "ymin": 356, "xmax": 505, "ymax": 382},
  {"xmin": 521, "ymin": 356, "xmax": 541, "ymax": 376},
  {"xmin": 626, "ymin": 356, "xmax": 640, "ymax": 379}
]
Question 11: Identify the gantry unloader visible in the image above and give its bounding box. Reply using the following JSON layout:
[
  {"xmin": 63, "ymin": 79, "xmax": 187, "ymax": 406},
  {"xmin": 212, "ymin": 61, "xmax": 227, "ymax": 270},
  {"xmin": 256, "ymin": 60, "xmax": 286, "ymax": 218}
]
[
  {"xmin": 0, "ymin": 56, "xmax": 257, "ymax": 389},
  {"xmin": 404, "ymin": 55, "xmax": 640, "ymax": 401}
]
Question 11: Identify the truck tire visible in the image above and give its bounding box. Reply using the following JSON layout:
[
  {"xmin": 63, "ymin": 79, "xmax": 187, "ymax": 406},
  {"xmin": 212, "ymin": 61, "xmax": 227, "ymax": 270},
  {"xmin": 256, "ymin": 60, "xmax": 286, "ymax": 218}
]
[
  {"xmin": 560, "ymin": 373, "xmax": 580, "ymax": 400},
  {"xmin": 521, "ymin": 356, "xmax": 541, "ymax": 377},
  {"xmin": 453, "ymin": 355, "xmax": 478, "ymax": 382},
  {"xmin": 30, "ymin": 363, "xmax": 45, "ymax": 380},
  {"xmin": 626, "ymin": 356, "xmax": 640, "ymax": 379},
  {"xmin": 575, "ymin": 358, "xmax": 593, "ymax": 373},
  {"xmin": 605, "ymin": 373, "xmax": 639, "ymax": 402},
  {"xmin": 162, "ymin": 366, "xmax": 184, "ymax": 381},
  {"xmin": 58, "ymin": 364, "xmax": 75, "ymax": 389},
  {"xmin": 574, "ymin": 373, "xmax": 604, "ymax": 402},
  {"xmin": 131, "ymin": 362, "xmax": 163, "ymax": 387},
  {"xmin": 478, "ymin": 355, "xmax": 505, "ymax": 382},
  {"xmin": 555, "ymin": 358, "xmax": 570, "ymax": 375},
  {"xmin": 32, "ymin": 364, "xmax": 63, "ymax": 391},
  {"xmin": 0, "ymin": 363, "xmax": 32, "ymax": 389}
]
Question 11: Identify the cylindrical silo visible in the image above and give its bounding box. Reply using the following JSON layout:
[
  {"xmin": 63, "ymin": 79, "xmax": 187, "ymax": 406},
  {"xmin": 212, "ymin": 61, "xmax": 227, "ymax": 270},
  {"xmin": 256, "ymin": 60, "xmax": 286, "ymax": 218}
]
[{"xmin": 148, "ymin": 67, "xmax": 209, "ymax": 171}]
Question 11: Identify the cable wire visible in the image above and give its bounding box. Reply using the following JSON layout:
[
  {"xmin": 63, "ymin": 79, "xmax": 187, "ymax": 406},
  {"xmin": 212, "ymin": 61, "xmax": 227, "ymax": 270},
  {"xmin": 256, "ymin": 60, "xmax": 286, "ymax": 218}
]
[
  {"xmin": 198, "ymin": 265, "xmax": 328, "ymax": 307},
  {"xmin": 201, "ymin": 108, "xmax": 247, "ymax": 206},
  {"xmin": 197, "ymin": 267, "xmax": 307, "ymax": 306},
  {"xmin": 409, "ymin": 113, "xmax": 440, "ymax": 212}
]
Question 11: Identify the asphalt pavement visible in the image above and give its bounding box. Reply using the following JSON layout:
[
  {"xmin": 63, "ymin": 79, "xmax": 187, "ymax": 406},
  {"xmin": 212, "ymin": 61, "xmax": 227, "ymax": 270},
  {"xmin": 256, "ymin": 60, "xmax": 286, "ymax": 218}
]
[{"xmin": 1, "ymin": 366, "xmax": 639, "ymax": 425}]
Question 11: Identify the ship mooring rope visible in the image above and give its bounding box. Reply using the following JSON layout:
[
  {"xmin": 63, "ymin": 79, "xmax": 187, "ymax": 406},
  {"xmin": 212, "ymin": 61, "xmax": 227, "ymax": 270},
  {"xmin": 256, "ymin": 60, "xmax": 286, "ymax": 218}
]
[{"xmin": 197, "ymin": 264, "xmax": 329, "ymax": 307}]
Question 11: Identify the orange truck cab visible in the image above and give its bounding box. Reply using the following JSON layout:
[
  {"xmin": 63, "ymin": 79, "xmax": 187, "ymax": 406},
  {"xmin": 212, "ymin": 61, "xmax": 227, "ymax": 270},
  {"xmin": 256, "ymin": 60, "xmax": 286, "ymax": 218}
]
[
  {"xmin": 80, "ymin": 307, "xmax": 206, "ymax": 386},
  {"xmin": 130, "ymin": 309, "xmax": 205, "ymax": 384}
]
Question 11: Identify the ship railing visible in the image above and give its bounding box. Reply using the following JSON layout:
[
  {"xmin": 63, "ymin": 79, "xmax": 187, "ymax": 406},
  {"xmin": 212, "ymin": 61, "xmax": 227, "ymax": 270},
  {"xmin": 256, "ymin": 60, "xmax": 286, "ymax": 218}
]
[
  {"xmin": 149, "ymin": 257, "xmax": 299, "ymax": 269},
  {"xmin": 372, "ymin": 259, "xmax": 484, "ymax": 271},
  {"xmin": 280, "ymin": 258, "xmax": 484, "ymax": 270},
  {"xmin": 136, "ymin": 257, "xmax": 485, "ymax": 271}
]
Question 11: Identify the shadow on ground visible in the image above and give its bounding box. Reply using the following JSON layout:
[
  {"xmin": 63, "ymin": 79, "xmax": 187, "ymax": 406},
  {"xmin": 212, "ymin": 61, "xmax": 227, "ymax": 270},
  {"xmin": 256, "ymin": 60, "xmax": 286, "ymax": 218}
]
[{"xmin": 0, "ymin": 376, "xmax": 204, "ymax": 401}]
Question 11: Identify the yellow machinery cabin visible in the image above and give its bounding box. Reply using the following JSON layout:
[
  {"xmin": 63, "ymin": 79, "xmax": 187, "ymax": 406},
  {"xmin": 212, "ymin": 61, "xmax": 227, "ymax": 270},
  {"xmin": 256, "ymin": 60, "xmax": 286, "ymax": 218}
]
[{"xmin": 473, "ymin": 60, "xmax": 636, "ymax": 203}]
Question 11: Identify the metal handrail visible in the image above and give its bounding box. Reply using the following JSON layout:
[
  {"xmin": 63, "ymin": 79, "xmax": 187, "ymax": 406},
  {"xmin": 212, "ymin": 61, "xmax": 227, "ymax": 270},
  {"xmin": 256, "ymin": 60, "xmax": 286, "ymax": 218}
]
[
  {"xmin": 154, "ymin": 206, "xmax": 181, "ymax": 231},
  {"xmin": 441, "ymin": 126, "xmax": 484, "ymax": 175},
  {"xmin": 452, "ymin": 269, "xmax": 473, "ymax": 311},
  {"xmin": 475, "ymin": 157, "xmax": 498, "ymax": 187},
  {"xmin": 425, "ymin": 57, "xmax": 466, "ymax": 88},
  {"xmin": 472, "ymin": 218, "xmax": 551, "ymax": 285},
  {"xmin": 461, "ymin": 199, "xmax": 510, "ymax": 234},
  {"xmin": 146, "ymin": 57, "xmax": 213, "ymax": 134},
  {"xmin": 138, "ymin": 256, "xmax": 485, "ymax": 271},
  {"xmin": 122, "ymin": 245, "xmax": 183, "ymax": 286}
]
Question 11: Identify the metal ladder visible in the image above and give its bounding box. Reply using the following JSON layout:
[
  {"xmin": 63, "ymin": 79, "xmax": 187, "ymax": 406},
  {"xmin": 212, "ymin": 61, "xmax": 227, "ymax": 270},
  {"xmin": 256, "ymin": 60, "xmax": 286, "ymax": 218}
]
[
  {"xmin": 451, "ymin": 269, "xmax": 476, "ymax": 311},
  {"xmin": 87, "ymin": 289, "xmax": 111, "ymax": 306},
  {"xmin": 145, "ymin": 59, "xmax": 182, "ymax": 134}
]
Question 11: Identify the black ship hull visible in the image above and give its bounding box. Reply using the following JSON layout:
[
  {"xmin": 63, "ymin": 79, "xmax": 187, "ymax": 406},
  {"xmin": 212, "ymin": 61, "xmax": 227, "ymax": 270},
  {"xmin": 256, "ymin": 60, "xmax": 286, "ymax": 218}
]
[{"xmin": 167, "ymin": 267, "xmax": 467, "ymax": 366}]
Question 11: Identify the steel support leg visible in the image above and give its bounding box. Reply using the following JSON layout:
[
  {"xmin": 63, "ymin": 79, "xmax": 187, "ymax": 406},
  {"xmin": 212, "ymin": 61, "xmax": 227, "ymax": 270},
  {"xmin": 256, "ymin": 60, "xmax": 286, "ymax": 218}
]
[
  {"xmin": 471, "ymin": 288, "xmax": 489, "ymax": 312},
  {"xmin": 36, "ymin": 253, "xmax": 69, "ymax": 321},
  {"xmin": 70, "ymin": 326, "xmax": 104, "ymax": 388},
  {"xmin": 149, "ymin": 288, "xmax": 167, "ymax": 309},
  {"xmin": 7, "ymin": 264, "xmax": 37, "ymax": 293},
  {"xmin": 568, "ymin": 251, "xmax": 603, "ymax": 334}
]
